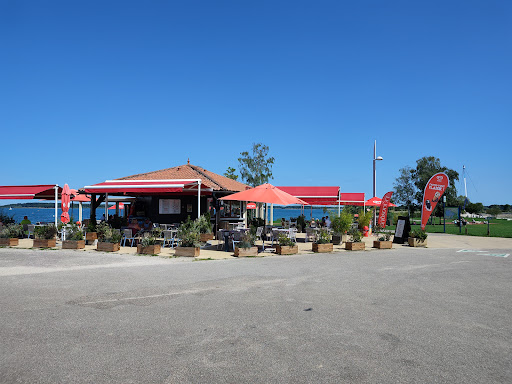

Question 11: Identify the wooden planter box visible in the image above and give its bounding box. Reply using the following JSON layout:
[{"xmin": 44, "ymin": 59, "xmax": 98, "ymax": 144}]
[
  {"xmin": 33, "ymin": 239, "xmax": 57, "ymax": 248},
  {"xmin": 276, "ymin": 245, "xmax": 298, "ymax": 255},
  {"xmin": 345, "ymin": 242, "xmax": 365, "ymax": 251},
  {"xmin": 62, "ymin": 240, "xmax": 85, "ymax": 249},
  {"xmin": 85, "ymin": 232, "xmax": 97, "ymax": 244},
  {"xmin": 408, "ymin": 237, "xmax": 427, "ymax": 247},
  {"xmin": 175, "ymin": 246, "xmax": 200, "ymax": 257},
  {"xmin": 200, "ymin": 233, "xmax": 214, "ymax": 242},
  {"xmin": 97, "ymin": 242, "xmax": 120, "ymax": 252},
  {"xmin": 234, "ymin": 246, "xmax": 258, "ymax": 257},
  {"xmin": 373, "ymin": 241, "xmax": 392, "ymax": 249},
  {"xmin": 332, "ymin": 234, "xmax": 348, "ymax": 245},
  {"xmin": 137, "ymin": 244, "xmax": 162, "ymax": 255},
  {"xmin": 312, "ymin": 243, "xmax": 333, "ymax": 253},
  {"xmin": 0, "ymin": 238, "xmax": 19, "ymax": 246}
]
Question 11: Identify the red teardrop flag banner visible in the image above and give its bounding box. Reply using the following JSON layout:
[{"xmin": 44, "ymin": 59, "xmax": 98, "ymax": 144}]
[
  {"xmin": 421, "ymin": 172, "xmax": 450, "ymax": 230},
  {"xmin": 377, "ymin": 191, "xmax": 393, "ymax": 228}
]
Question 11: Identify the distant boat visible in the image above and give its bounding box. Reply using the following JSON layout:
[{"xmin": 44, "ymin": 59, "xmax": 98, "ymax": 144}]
[{"xmin": 9, "ymin": 207, "xmax": 12, "ymax": 210}]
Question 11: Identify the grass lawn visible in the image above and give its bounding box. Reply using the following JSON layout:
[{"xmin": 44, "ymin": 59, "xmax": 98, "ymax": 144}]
[{"xmin": 385, "ymin": 218, "xmax": 512, "ymax": 238}]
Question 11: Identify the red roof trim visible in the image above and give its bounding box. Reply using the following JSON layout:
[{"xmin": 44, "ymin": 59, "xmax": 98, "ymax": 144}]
[
  {"xmin": 0, "ymin": 185, "xmax": 61, "ymax": 200},
  {"xmin": 277, "ymin": 186, "xmax": 340, "ymax": 205}
]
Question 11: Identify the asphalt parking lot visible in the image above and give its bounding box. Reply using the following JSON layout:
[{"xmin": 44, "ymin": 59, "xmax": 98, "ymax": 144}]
[{"xmin": 1, "ymin": 245, "xmax": 511, "ymax": 383}]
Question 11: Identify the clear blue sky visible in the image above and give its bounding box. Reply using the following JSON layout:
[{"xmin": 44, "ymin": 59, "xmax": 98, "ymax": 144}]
[{"xmin": 1, "ymin": 1, "xmax": 511, "ymax": 205}]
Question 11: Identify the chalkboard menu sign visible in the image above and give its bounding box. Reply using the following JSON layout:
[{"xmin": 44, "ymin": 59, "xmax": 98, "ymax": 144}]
[{"xmin": 393, "ymin": 216, "xmax": 411, "ymax": 244}]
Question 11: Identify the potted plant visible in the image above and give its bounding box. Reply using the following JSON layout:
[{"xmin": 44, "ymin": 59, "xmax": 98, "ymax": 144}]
[
  {"xmin": 234, "ymin": 232, "xmax": 258, "ymax": 257},
  {"xmin": 62, "ymin": 223, "xmax": 85, "ymax": 249},
  {"xmin": 330, "ymin": 210, "xmax": 352, "ymax": 245},
  {"xmin": 373, "ymin": 228, "xmax": 393, "ymax": 249},
  {"xmin": 0, "ymin": 224, "xmax": 23, "ymax": 246},
  {"xmin": 312, "ymin": 229, "xmax": 333, "ymax": 253},
  {"xmin": 197, "ymin": 213, "xmax": 214, "ymax": 242},
  {"xmin": 175, "ymin": 216, "xmax": 201, "ymax": 257},
  {"xmin": 345, "ymin": 228, "xmax": 365, "ymax": 251},
  {"xmin": 408, "ymin": 229, "xmax": 428, "ymax": 247},
  {"xmin": 276, "ymin": 233, "xmax": 298, "ymax": 255},
  {"xmin": 85, "ymin": 220, "xmax": 97, "ymax": 244},
  {"xmin": 96, "ymin": 222, "xmax": 121, "ymax": 252},
  {"xmin": 137, "ymin": 236, "xmax": 161, "ymax": 255},
  {"xmin": 358, "ymin": 208, "xmax": 374, "ymax": 237},
  {"xmin": 33, "ymin": 224, "xmax": 58, "ymax": 248}
]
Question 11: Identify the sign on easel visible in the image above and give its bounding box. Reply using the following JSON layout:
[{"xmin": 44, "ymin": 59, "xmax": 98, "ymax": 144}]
[{"xmin": 393, "ymin": 216, "xmax": 411, "ymax": 244}]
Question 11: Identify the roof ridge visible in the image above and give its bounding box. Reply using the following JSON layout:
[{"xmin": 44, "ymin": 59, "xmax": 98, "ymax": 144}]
[{"xmin": 188, "ymin": 164, "xmax": 221, "ymax": 189}]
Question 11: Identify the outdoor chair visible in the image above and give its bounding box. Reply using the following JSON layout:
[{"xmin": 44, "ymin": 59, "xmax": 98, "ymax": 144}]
[
  {"xmin": 305, "ymin": 228, "xmax": 317, "ymax": 243},
  {"xmin": 289, "ymin": 228, "xmax": 297, "ymax": 242},
  {"xmin": 122, "ymin": 229, "xmax": 136, "ymax": 247},
  {"xmin": 162, "ymin": 230, "xmax": 177, "ymax": 248},
  {"xmin": 255, "ymin": 226, "xmax": 263, "ymax": 241},
  {"xmin": 231, "ymin": 231, "xmax": 243, "ymax": 251},
  {"xmin": 26, "ymin": 224, "xmax": 35, "ymax": 239},
  {"xmin": 271, "ymin": 229, "xmax": 281, "ymax": 246}
]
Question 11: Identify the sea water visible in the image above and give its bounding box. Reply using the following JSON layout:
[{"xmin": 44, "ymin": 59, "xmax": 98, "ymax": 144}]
[{"xmin": 2, "ymin": 206, "xmax": 338, "ymax": 224}]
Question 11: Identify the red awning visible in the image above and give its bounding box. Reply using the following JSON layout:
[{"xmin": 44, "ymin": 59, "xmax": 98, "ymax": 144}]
[
  {"xmin": 338, "ymin": 193, "xmax": 366, "ymax": 206},
  {"xmin": 276, "ymin": 186, "xmax": 340, "ymax": 205},
  {"xmin": 83, "ymin": 179, "xmax": 197, "ymax": 195},
  {"xmin": 0, "ymin": 185, "xmax": 62, "ymax": 200}
]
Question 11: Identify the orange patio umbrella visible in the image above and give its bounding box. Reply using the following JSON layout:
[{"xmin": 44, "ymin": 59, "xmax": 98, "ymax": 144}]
[
  {"xmin": 220, "ymin": 183, "xmax": 308, "ymax": 206},
  {"xmin": 220, "ymin": 184, "xmax": 308, "ymax": 251},
  {"xmin": 108, "ymin": 202, "xmax": 125, "ymax": 210}
]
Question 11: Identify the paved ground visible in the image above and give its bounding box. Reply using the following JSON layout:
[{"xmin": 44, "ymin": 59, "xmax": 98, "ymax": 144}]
[{"xmin": 0, "ymin": 236, "xmax": 511, "ymax": 383}]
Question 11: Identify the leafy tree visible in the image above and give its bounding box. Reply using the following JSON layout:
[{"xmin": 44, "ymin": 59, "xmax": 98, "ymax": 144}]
[
  {"xmin": 487, "ymin": 206, "xmax": 501, "ymax": 217},
  {"xmin": 224, "ymin": 167, "xmax": 238, "ymax": 181},
  {"xmin": 465, "ymin": 201, "xmax": 484, "ymax": 215},
  {"xmin": 238, "ymin": 143, "xmax": 275, "ymax": 187},
  {"xmin": 393, "ymin": 166, "xmax": 417, "ymax": 216},
  {"xmin": 412, "ymin": 156, "xmax": 459, "ymax": 206},
  {"xmin": 394, "ymin": 156, "xmax": 459, "ymax": 219},
  {"xmin": 503, "ymin": 204, "xmax": 511, "ymax": 212}
]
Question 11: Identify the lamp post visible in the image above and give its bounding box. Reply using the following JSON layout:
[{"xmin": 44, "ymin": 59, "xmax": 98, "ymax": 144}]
[{"xmin": 373, "ymin": 140, "xmax": 383, "ymax": 227}]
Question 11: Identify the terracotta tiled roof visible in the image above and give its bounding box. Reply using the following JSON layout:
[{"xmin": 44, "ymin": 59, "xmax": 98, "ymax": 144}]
[{"xmin": 116, "ymin": 163, "xmax": 249, "ymax": 192}]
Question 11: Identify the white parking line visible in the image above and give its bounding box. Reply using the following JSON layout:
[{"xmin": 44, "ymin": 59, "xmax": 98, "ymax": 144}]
[{"xmin": 457, "ymin": 249, "xmax": 509, "ymax": 258}]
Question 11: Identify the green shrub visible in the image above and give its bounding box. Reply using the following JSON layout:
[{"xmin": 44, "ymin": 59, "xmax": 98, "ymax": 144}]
[
  {"xmin": 67, "ymin": 223, "xmax": 84, "ymax": 241},
  {"xmin": 373, "ymin": 227, "xmax": 391, "ymax": 241},
  {"xmin": 96, "ymin": 222, "xmax": 122, "ymax": 243},
  {"xmin": 196, "ymin": 214, "xmax": 213, "ymax": 234},
  {"xmin": 141, "ymin": 236, "xmax": 157, "ymax": 247},
  {"xmin": 34, "ymin": 224, "xmax": 58, "ymax": 240},
  {"xmin": 314, "ymin": 229, "xmax": 331, "ymax": 244},
  {"xmin": 409, "ymin": 229, "xmax": 428, "ymax": 241},
  {"xmin": 0, "ymin": 224, "xmax": 23, "ymax": 238},
  {"xmin": 348, "ymin": 227, "xmax": 363, "ymax": 243},
  {"xmin": 358, "ymin": 209, "xmax": 374, "ymax": 231},
  {"xmin": 177, "ymin": 217, "xmax": 201, "ymax": 247},
  {"xmin": 296, "ymin": 215, "xmax": 306, "ymax": 232},
  {"xmin": 330, "ymin": 209, "xmax": 353, "ymax": 235},
  {"xmin": 278, "ymin": 233, "xmax": 295, "ymax": 246},
  {"xmin": 238, "ymin": 232, "xmax": 256, "ymax": 249},
  {"xmin": 0, "ymin": 210, "xmax": 15, "ymax": 225}
]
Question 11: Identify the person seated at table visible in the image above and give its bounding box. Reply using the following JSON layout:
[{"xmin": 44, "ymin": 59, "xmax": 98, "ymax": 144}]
[
  {"xmin": 281, "ymin": 218, "xmax": 286, "ymax": 227},
  {"xmin": 142, "ymin": 218, "xmax": 152, "ymax": 231},
  {"xmin": 325, "ymin": 216, "xmax": 331, "ymax": 228},
  {"xmin": 127, "ymin": 219, "xmax": 141, "ymax": 236},
  {"xmin": 310, "ymin": 218, "xmax": 316, "ymax": 228}
]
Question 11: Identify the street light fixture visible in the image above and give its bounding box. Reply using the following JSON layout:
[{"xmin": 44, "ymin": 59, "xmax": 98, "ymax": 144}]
[{"xmin": 373, "ymin": 140, "xmax": 383, "ymax": 227}]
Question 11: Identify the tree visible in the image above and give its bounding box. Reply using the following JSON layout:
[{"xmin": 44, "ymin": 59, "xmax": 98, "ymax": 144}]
[
  {"xmin": 465, "ymin": 201, "xmax": 484, "ymax": 215},
  {"xmin": 487, "ymin": 206, "xmax": 501, "ymax": 217},
  {"xmin": 412, "ymin": 156, "xmax": 459, "ymax": 207},
  {"xmin": 393, "ymin": 156, "xmax": 459, "ymax": 219},
  {"xmin": 224, "ymin": 167, "xmax": 238, "ymax": 181},
  {"xmin": 238, "ymin": 143, "xmax": 275, "ymax": 187},
  {"xmin": 393, "ymin": 166, "xmax": 417, "ymax": 216}
]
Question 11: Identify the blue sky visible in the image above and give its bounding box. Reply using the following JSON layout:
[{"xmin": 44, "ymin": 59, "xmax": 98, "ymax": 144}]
[{"xmin": 1, "ymin": 1, "xmax": 511, "ymax": 205}]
